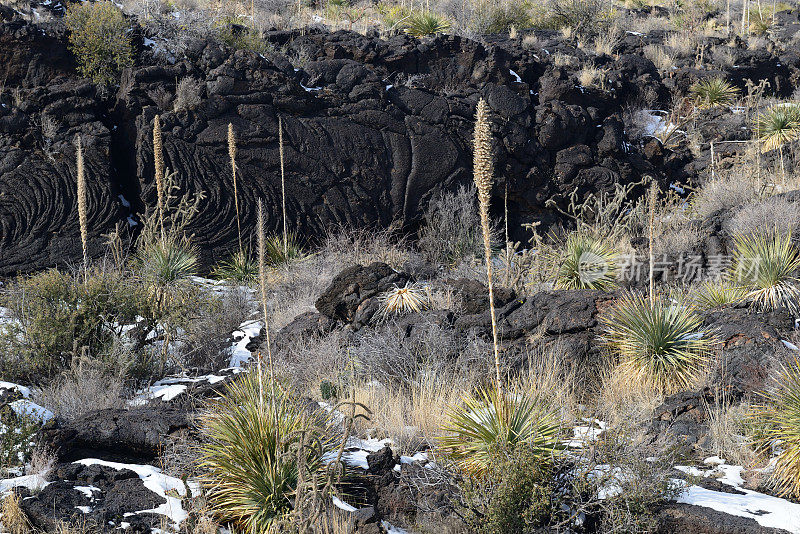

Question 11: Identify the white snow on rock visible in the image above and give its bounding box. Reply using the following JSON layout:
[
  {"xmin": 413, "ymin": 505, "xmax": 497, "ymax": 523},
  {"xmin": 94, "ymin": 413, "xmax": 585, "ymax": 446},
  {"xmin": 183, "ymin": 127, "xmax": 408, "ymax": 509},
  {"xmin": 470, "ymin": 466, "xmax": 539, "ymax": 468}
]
[
  {"xmin": 675, "ymin": 461, "xmax": 800, "ymax": 533},
  {"xmin": 323, "ymin": 437, "xmax": 392, "ymax": 470},
  {"xmin": 8, "ymin": 399, "xmax": 53, "ymax": 423},
  {"xmin": 0, "ymin": 473, "xmax": 49, "ymax": 494},
  {"xmin": 230, "ymin": 319, "xmax": 262, "ymax": 367},
  {"xmin": 74, "ymin": 459, "xmax": 200, "ymax": 528}
]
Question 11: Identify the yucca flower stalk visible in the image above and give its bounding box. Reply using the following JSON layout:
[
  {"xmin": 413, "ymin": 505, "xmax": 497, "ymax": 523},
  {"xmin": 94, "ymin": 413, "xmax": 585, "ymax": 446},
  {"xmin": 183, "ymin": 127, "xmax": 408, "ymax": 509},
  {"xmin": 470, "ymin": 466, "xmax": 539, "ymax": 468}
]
[
  {"xmin": 732, "ymin": 229, "xmax": 800, "ymax": 315},
  {"xmin": 229, "ymin": 123, "xmax": 243, "ymax": 255},
  {"xmin": 440, "ymin": 386, "xmax": 563, "ymax": 477},
  {"xmin": 601, "ymin": 293, "xmax": 713, "ymax": 392},
  {"xmin": 279, "ymin": 116, "xmax": 288, "ymax": 259},
  {"xmin": 474, "ymin": 98, "xmax": 502, "ymax": 392},
  {"xmin": 153, "ymin": 115, "xmax": 166, "ymax": 241},
  {"xmin": 257, "ymin": 199, "xmax": 277, "ymax": 407},
  {"xmin": 75, "ymin": 135, "xmax": 89, "ymax": 272},
  {"xmin": 753, "ymin": 357, "xmax": 800, "ymax": 498}
]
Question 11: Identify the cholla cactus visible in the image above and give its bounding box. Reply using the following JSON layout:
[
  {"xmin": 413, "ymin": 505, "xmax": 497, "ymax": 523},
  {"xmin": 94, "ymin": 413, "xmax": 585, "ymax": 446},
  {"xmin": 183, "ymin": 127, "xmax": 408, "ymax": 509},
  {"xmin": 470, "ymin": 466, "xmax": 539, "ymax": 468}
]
[{"xmin": 473, "ymin": 98, "xmax": 502, "ymax": 391}]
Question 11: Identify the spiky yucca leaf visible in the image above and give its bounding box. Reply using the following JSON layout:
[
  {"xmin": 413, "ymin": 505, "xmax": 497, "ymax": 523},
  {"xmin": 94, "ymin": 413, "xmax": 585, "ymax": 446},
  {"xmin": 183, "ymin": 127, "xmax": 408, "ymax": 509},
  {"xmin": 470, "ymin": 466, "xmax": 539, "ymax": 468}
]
[
  {"xmin": 213, "ymin": 248, "xmax": 258, "ymax": 282},
  {"xmin": 754, "ymin": 105, "xmax": 800, "ymax": 153},
  {"xmin": 378, "ymin": 282, "xmax": 429, "ymax": 317},
  {"xmin": 732, "ymin": 230, "xmax": 800, "ymax": 315},
  {"xmin": 439, "ymin": 386, "xmax": 563, "ymax": 477},
  {"xmin": 555, "ymin": 233, "xmax": 618, "ymax": 290},
  {"xmin": 753, "ymin": 357, "xmax": 800, "ymax": 498},
  {"xmin": 200, "ymin": 373, "xmax": 334, "ymax": 533},
  {"xmin": 405, "ymin": 11, "xmax": 450, "ymax": 36},
  {"xmin": 264, "ymin": 232, "xmax": 304, "ymax": 267},
  {"xmin": 135, "ymin": 235, "xmax": 198, "ymax": 286},
  {"xmin": 690, "ymin": 78, "xmax": 739, "ymax": 109},
  {"xmin": 693, "ymin": 279, "xmax": 749, "ymax": 309},
  {"xmin": 601, "ymin": 293, "xmax": 713, "ymax": 392}
]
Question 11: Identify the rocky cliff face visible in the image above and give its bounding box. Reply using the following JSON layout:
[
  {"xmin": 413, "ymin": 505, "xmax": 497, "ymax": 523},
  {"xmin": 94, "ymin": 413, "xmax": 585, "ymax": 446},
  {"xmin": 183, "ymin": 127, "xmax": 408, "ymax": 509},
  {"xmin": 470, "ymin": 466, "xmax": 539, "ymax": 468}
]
[{"xmin": 2, "ymin": 7, "xmax": 800, "ymax": 273}]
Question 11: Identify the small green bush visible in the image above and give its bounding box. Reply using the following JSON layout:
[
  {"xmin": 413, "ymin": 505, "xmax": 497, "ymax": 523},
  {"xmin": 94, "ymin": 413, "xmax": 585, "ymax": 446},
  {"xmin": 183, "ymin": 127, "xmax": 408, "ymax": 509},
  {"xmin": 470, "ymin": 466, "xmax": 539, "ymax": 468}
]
[
  {"xmin": 554, "ymin": 232, "xmax": 618, "ymax": 291},
  {"xmin": 65, "ymin": 1, "xmax": 134, "ymax": 86},
  {"xmin": 212, "ymin": 249, "xmax": 258, "ymax": 282},
  {"xmin": 216, "ymin": 18, "xmax": 271, "ymax": 54},
  {"xmin": 405, "ymin": 11, "xmax": 451, "ymax": 36},
  {"xmin": 0, "ymin": 267, "xmax": 147, "ymax": 382},
  {"xmin": 0, "ymin": 407, "xmax": 40, "ymax": 472},
  {"xmin": 474, "ymin": 2, "xmax": 533, "ymax": 33}
]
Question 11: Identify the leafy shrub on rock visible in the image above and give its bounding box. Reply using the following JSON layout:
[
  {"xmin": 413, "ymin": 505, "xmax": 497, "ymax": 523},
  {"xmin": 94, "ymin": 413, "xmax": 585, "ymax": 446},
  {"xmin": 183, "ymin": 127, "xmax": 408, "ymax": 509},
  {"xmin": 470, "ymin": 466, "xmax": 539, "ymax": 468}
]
[{"xmin": 65, "ymin": 1, "xmax": 134, "ymax": 86}]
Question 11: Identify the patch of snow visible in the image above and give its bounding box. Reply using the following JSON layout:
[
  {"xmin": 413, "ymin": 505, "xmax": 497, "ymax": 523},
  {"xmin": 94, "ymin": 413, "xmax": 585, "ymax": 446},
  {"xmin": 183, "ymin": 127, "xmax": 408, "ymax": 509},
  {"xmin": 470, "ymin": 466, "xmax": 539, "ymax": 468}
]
[
  {"xmin": 509, "ymin": 69, "xmax": 522, "ymax": 83},
  {"xmin": 323, "ymin": 437, "xmax": 392, "ymax": 470},
  {"xmin": 75, "ymin": 459, "xmax": 199, "ymax": 528},
  {"xmin": 0, "ymin": 473, "xmax": 49, "ymax": 494},
  {"xmin": 118, "ymin": 194, "xmax": 131, "ymax": 208},
  {"xmin": 382, "ymin": 521, "xmax": 409, "ymax": 534},
  {"xmin": 148, "ymin": 384, "xmax": 187, "ymax": 402},
  {"xmin": 332, "ymin": 496, "xmax": 358, "ymax": 512},
  {"xmin": 143, "ymin": 38, "xmax": 156, "ymax": 47},
  {"xmin": 9, "ymin": 400, "xmax": 53, "ymax": 423},
  {"xmin": 782, "ymin": 339, "xmax": 799, "ymax": 351},
  {"xmin": 230, "ymin": 319, "xmax": 262, "ymax": 367}
]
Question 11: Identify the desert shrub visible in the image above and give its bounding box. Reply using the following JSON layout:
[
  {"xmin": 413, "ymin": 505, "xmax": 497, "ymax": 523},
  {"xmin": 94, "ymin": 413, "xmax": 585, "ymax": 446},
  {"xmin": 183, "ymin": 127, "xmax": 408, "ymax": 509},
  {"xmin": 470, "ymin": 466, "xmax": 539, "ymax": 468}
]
[
  {"xmin": 351, "ymin": 319, "xmax": 464, "ymax": 389},
  {"xmin": 405, "ymin": 11, "xmax": 451, "ymax": 36},
  {"xmin": 690, "ymin": 77, "xmax": 739, "ymax": 109},
  {"xmin": 0, "ymin": 408, "xmax": 40, "ymax": 473},
  {"xmin": 472, "ymin": 1, "xmax": 533, "ymax": 33},
  {"xmin": 418, "ymin": 185, "xmax": 499, "ymax": 268},
  {"xmin": 177, "ymin": 287, "xmax": 251, "ymax": 371},
  {"xmin": 216, "ymin": 18, "xmax": 271, "ymax": 54},
  {"xmin": 472, "ymin": 446, "xmax": 560, "ymax": 533},
  {"xmin": 0, "ymin": 267, "xmax": 148, "ymax": 382},
  {"xmin": 64, "ymin": 1, "xmax": 134, "ymax": 86},
  {"xmin": 173, "ymin": 76, "xmax": 204, "ymax": 111},
  {"xmin": 37, "ymin": 361, "xmax": 125, "ymax": 421},
  {"xmin": 731, "ymin": 229, "xmax": 800, "ymax": 314},
  {"xmin": 753, "ymin": 356, "xmax": 800, "ymax": 497},
  {"xmin": 212, "ymin": 249, "xmax": 258, "ymax": 282},
  {"xmin": 554, "ymin": 232, "xmax": 618, "ymax": 290},
  {"xmin": 550, "ymin": 0, "xmax": 613, "ymax": 37},
  {"xmin": 200, "ymin": 372, "xmax": 335, "ymax": 531},
  {"xmin": 689, "ymin": 172, "xmax": 761, "ymax": 220},
  {"xmin": 601, "ymin": 293, "xmax": 713, "ymax": 392},
  {"xmin": 727, "ymin": 197, "xmax": 800, "ymax": 238},
  {"xmin": 440, "ymin": 385, "xmax": 563, "ymax": 477}
]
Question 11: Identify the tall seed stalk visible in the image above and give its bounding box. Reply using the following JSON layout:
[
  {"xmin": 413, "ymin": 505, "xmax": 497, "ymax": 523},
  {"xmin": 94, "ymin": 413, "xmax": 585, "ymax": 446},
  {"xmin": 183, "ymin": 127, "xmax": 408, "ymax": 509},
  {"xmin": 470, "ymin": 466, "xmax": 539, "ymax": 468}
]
[
  {"xmin": 153, "ymin": 115, "xmax": 166, "ymax": 242},
  {"xmin": 229, "ymin": 123, "xmax": 243, "ymax": 255},
  {"xmin": 648, "ymin": 181, "xmax": 657, "ymax": 302},
  {"xmin": 76, "ymin": 135, "xmax": 89, "ymax": 273},
  {"xmin": 473, "ymin": 98, "xmax": 502, "ymax": 393},
  {"xmin": 279, "ymin": 117, "xmax": 288, "ymax": 258},
  {"xmin": 257, "ymin": 199, "xmax": 277, "ymax": 421}
]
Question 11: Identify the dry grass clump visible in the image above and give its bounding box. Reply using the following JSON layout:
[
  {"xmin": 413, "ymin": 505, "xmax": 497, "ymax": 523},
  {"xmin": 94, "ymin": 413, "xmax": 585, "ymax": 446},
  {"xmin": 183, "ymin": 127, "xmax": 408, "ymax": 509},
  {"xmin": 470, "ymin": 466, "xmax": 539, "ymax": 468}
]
[
  {"xmin": 37, "ymin": 361, "xmax": 125, "ymax": 421},
  {"xmin": 174, "ymin": 76, "xmax": 204, "ymax": 111},
  {"xmin": 726, "ymin": 197, "xmax": 800, "ymax": 237},
  {"xmin": 577, "ymin": 65, "xmax": 608, "ymax": 89},
  {"xmin": 0, "ymin": 492, "xmax": 32, "ymax": 534},
  {"xmin": 689, "ymin": 172, "xmax": 762, "ymax": 220},
  {"xmin": 707, "ymin": 399, "xmax": 756, "ymax": 467},
  {"xmin": 596, "ymin": 361, "xmax": 664, "ymax": 428}
]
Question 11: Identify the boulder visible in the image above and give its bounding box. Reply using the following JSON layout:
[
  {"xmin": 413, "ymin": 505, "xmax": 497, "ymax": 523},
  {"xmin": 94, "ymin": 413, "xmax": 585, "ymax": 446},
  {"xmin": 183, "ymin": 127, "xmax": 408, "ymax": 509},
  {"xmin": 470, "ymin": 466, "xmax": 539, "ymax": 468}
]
[{"xmin": 315, "ymin": 262, "xmax": 411, "ymax": 323}]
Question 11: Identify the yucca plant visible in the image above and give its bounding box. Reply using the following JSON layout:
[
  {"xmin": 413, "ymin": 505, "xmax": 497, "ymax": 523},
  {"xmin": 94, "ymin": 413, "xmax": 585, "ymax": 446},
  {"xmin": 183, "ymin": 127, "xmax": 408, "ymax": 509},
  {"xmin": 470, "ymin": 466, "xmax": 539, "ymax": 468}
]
[
  {"xmin": 555, "ymin": 232, "xmax": 618, "ymax": 290},
  {"xmin": 264, "ymin": 232, "xmax": 304, "ymax": 266},
  {"xmin": 439, "ymin": 386, "xmax": 563, "ymax": 477},
  {"xmin": 731, "ymin": 229, "xmax": 800, "ymax": 315},
  {"xmin": 378, "ymin": 281, "xmax": 429, "ymax": 317},
  {"xmin": 136, "ymin": 235, "xmax": 198, "ymax": 287},
  {"xmin": 753, "ymin": 357, "xmax": 800, "ymax": 498},
  {"xmin": 405, "ymin": 11, "xmax": 450, "ymax": 36},
  {"xmin": 200, "ymin": 372, "xmax": 334, "ymax": 532},
  {"xmin": 213, "ymin": 248, "xmax": 258, "ymax": 282},
  {"xmin": 601, "ymin": 293, "xmax": 713, "ymax": 392},
  {"xmin": 690, "ymin": 77, "xmax": 740, "ymax": 109},
  {"xmin": 692, "ymin": 279, "xmax": 749, "ymax": 309},
  {"xmin": 754, "ymin": 104, "xmax": 800, "ymax": 153}
]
